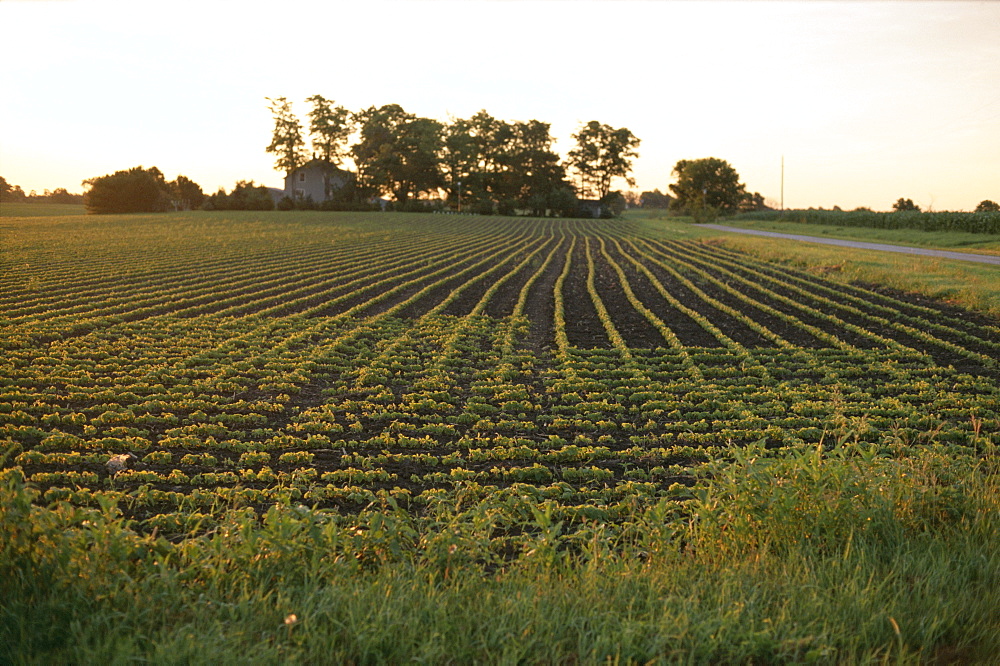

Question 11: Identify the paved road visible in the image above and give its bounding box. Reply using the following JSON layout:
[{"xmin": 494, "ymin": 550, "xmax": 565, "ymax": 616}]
[{"xmin": 696, "ymin": 224, "xmax": 1000, "ymax": 266}]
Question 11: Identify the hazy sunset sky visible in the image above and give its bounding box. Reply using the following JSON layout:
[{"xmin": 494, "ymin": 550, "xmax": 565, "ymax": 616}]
[{"xmin": 2, "ymin": 0, "xmax": 998, "ymax": 211}]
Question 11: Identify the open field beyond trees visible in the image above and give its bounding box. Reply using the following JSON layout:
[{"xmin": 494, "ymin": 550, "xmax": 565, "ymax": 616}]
[{"xmin": 3, "ymin": 211, "xmax": 999, "ymax": 662}]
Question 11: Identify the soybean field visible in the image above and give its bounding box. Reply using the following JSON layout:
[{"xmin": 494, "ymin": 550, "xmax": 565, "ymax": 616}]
[{"xmin": 3, "ymin": 211, "xmax": 999, "ymax": 536}]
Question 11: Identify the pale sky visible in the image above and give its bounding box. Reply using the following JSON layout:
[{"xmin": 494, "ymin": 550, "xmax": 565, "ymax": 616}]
[{"xmin": 2, "ymin": 0, "xmax": 998, "ymax": 211}]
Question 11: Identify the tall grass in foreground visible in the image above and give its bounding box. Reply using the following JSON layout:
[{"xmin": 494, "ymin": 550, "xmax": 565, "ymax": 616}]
[{"xmin": 3, "ymin": 442, "xmax": 998, "ymax": 664}]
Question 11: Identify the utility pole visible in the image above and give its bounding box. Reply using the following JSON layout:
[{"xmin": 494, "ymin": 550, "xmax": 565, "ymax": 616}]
[{"xmin": 780, "ymin": 156, "xmax": 785, "ymax": 211}]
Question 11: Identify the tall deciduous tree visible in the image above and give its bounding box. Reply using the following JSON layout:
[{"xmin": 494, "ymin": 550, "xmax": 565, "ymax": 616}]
[
  {"xmin": 351, "ymin": 104, "xmax": 444, "ymax": 203},
  {"xmin": 498, "ymin": 120, "xmax": 572, "ymax": 215},
  {"xmin": 266, "ymin": 97, "xmax": 306, "ymax": 175},
  {"xmin": 170, "ymin": 175, "xmax": 204, "ymax": 210},
  {"xmin": 441, "ymin": 116, "xmax": 479, "ymax": 210},
  {"xmin": 306, "ymin": 95, "xmax": 352, "ymax": 164},
  {"xmin": 442, "ymin": 110, "xmax": 512, "ymax": 211},
  {"xmin": 392, "ymin": 116, "xmax": 445, "ymax": 203},
  {"xmin": 0, "ymin": 176, "xmax": 27, "ymax": 202},
  {"xmin": 442, "ymin": 113, "xmax": 573, "ymax": 215},
  {"xmin": 567, "ymin": 121, "xmax": 640, "ymax": 200},
  {"xmin": 669, "ymin": 157, "xmax": 747, "ymax": 218},
  {"xmin": 351, "ymin": 104, "xmax": 410, "ymax": 199},
  {"xmin": 976, "ymin": 199, "xmax": 1000, "ymax": 213}
]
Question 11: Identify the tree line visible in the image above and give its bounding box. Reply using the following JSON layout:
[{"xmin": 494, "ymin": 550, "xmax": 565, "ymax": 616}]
[
  {"xmin": 76, "ymin": 167, "xmax": 206, "ymax": 214},
  {"xmin": 266, "ymin": 96, "xmax": 640, "ymax": 216},
  {"xmin": 72, "ymin": 166, "xmax": 285, "ymax": 214},
  {"xmin": 0, "ymin": 177, "xmax": 83, "ymax": 205}
]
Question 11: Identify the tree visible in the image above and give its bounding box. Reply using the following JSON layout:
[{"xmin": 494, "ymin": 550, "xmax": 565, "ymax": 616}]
[
  {"xmin": 205, "ymin": 181, "xmax": 274, "ymax": 211},
  {"xmin": 351, "ymin": 104, "xmax": 444, "ymax": 203},
  {"xmin": 351, "ymin": 104, "xmax": 411, "ymax": 200},
  {"xmin": 669, "ymin": 157, "xmax": 747, "ymax": 219},
  {"xmin": 740, "ymin": 190, "xmax": 768, "ymax": 212},
  {"xmin": 975, "ymin": 199, "xmax": 1000, "ymax": 213},
  {"xmin": 441, "ymin": 116, "xmax": 479, "ymax": 210},
  {"xmin": 441, "ymin": 110, "xmax": 514, "ymax": 212},
  {"xmin": 567, "ymin": 121, "xmax": 640, "ymax": 201},
  {"xmin": 892, "ymin": 198, "xmax": 920, "ymax": 212},
  {"xmin": 47, "ymin": 188, "xmax": 83, "ymax": 204},
  {"xmin": 0, "ymin": 176, "xmax": 27, "ymax": 202},
  {"xmin": 391, "ymin": 116, "xmax": 445, "ymax": 203},
  {"xmin": 496, "ymin": 120, "xmax": 571, "ymax": 215},
  {"xmin": 639, "ymin": 189, "xmax": 672, "ymax": 209},
  {"xmin": 266, "ymin": 97, "xmax": 306, "ymax": 175},
  {"xmin": 82, "ymin": 166, "xmax": 172, "ymax": 214},
  {"xmin": 442, "ymin": 113, "xmax": 576, "ymax": 216},
  {"xmin": 170, "ymin": 175, "xmax": 204, "ymax": 210},
  {"xmin": 306, "ymin": 95, "xmax": 352, "ymax": 164}
]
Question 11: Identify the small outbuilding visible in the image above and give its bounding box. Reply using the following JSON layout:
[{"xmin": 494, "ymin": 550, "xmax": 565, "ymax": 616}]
[{"xmin": 577, "ymin": 199, "xmax": 603, "ymax": 219}]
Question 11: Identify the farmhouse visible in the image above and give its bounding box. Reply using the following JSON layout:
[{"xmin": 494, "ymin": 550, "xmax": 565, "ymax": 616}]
[{"xmin": 284, "ymin": 159, "xmax": 352, "ymax": 202}]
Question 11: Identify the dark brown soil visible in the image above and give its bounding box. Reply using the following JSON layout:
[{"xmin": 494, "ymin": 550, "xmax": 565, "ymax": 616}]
[
  {"xmin": 590, "ymin": 241, "xmax": 666, "ymax": 348},
  {"xmin": 519, "ymin": 236, "xmax": 570, "ymax": 353},
  {"xmin": 562, "ymin": 240, "xmax": 611, "ymax": 349}
]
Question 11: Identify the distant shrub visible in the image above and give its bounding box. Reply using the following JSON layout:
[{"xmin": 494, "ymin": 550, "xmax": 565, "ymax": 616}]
[
  {"xmin": 83, "ymin": 167, "xmax": 204, "ymax": 214},
  {"xmin": 83, "ymin": 166, "xmax": 172, "ymax": 214},
  {"xmin": 205, "ymin": 181, "xmax": 275, "ymax": 211}
]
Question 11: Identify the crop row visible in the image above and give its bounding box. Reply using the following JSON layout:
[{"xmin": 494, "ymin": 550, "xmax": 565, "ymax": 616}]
[{"xmin": 2, "ymin": 212, "xmax": 998, "ymax": 532}]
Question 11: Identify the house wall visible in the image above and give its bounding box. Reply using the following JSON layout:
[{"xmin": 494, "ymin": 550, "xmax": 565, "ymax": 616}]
[
  {"xmin": 284, "ymin": 169, "xmax": 326, "ymax": 202},
  {"xmin": 284, "ymin": 165, "xmax": 351, "ymax": 202}
]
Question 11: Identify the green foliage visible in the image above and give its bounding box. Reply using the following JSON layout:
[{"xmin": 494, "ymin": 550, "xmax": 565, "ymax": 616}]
[
  {"xmin": 4, "ymin": 210, "xmax": 1000, "ymax": 661},
  {"xmin": 740, "ymin": 189, "xmax": 768, "ymax": 212},
  {"xmin": 599, "ymin": 191, "xmax": 627, "ymax": 218},
  {"xmin": 2, "ymin": 443, "xmax": 999, "ymax": 663},
  {"xmin": 733, "ymin": 207, "xmax": 1000, "ymax": 234},
  {"xmin": 976, "ymin": 199, "xmax": 1000, "ymax": 213},
  {"xmin": 893, "ymin": 197, "xmax": 921, "ymax": 212},
  {"xmin": 502, "ymin": 120, "xmax": 574, "ymax": 214},
  {"xmin": 205, "ymin": 180, "xmax": 275, "ymax": 211},
  {"xmin": 305, "ymin": 94, "xmax": 351, "ymax": 165},
  {"xmin": 83, "ymin": 166, "xmax": 171, "ymax": 214},
  {"xmin": 1, "ymin": 178, "xmax": 85, "ymax": 207},
  {"xmin": 0, "ymin": 175, "xmax": 24, "ymax": 201},
  {"xmin": 639, "ymin": 188, "xmax": 672, "ymax": 209},
  {"xmin": 170, "ymin": 175, "xmax": 204, "ymax": 211},
  {"xmin": 669, "ymin": 157, "xmax": 747, "ymax": 219},
  {"xmin": 567, "ymin": 120, "xmax": 640, "ymax": 201},
  {"xmin": 351, "ymin": 104, "xmax": 445, "ymax": 204},
  {"xmin": 266, "ymin": 96, "xmax": 307, "ymax": 175},
  {"xmin": 427, "ymin": 111, "xmax": 576, "ymax": 215},
  {"xmin": 82, "ymin": 167, "xmax": 204, "ymax": 214}
]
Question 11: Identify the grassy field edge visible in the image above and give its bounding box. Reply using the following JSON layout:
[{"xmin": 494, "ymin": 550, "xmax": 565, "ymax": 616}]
[
  {"xmin": 629, "ymin": 212, "xmax": 1000, "ymax": 318},
  {"xmin": 3, "ymin": 441, "xmax": 999, "ymax": 663}
]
